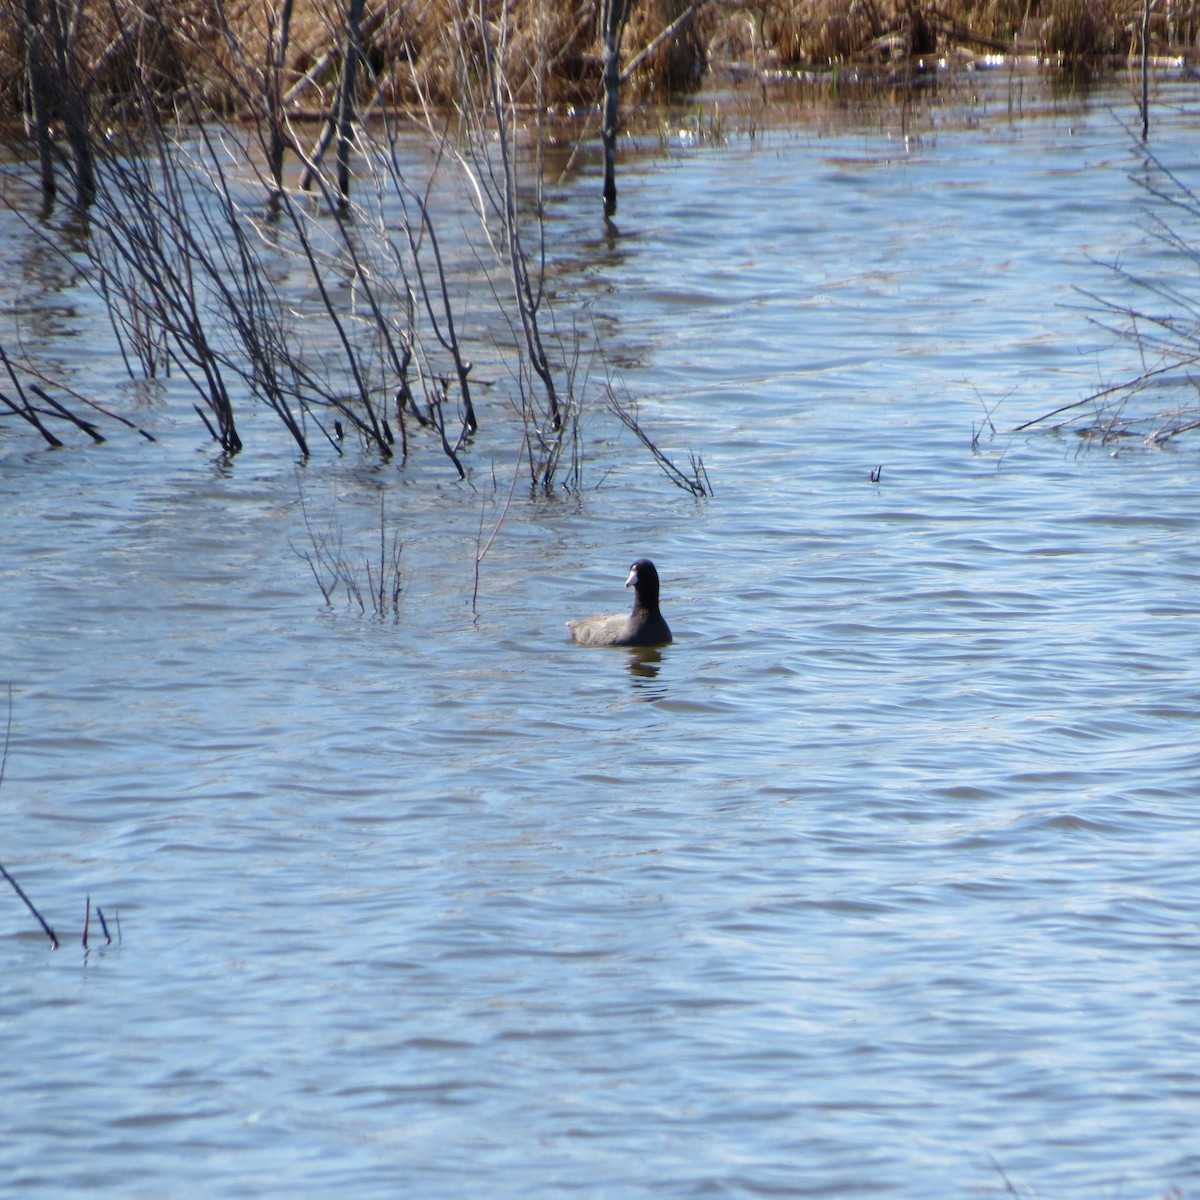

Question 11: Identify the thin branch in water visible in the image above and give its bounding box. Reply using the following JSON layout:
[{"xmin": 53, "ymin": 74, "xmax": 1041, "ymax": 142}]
[
  {"xmin": 293, "ymin": 482, "xmax": 402, "ymax": 618},
  {"xmin": 988, "ymin": 1154, "xmax": 1022, "ymax": 1199},
  {"xmin": 607, "ymin": 385, "xmax": 711, "ymax": 497},
  {"xmin": 0, "ymin": 687, "xmax": 58, "ymax": 949},
  {"xmin": 293, "ymin": 485, "xmax": 340, "ymax": 605},
  {"xmin": 0, "ymin": 682, "xmax": 8, "ymax": 793},
  {"xmin": 0, "ymin": 862, "xmax": 59, "ymax": 950},
  {"xmin": 969, "ymin": 383, "xmax": 1017, "ymax": 468},
  {"xmin": 473, "ymin": 437, "xmax": 525, "ymax": 616},
  {"xmin": 29, "ymin": 385, "xmax": 105, "ymax": 443},
  {"xmin": 0, "ymin": 347, "xmax": 64, "ymax": 447},
  {"xmin": 1013, "ymin": 120, "xmax": 1200, "ymax": 446}
]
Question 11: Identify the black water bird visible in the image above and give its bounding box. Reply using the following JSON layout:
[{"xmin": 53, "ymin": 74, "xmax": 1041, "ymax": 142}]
[{"xmin": 567, "ymin": 559, "xmax": 672, "ymax": 647}]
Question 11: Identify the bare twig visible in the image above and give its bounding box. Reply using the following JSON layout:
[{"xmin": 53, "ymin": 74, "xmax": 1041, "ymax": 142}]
[
  {"xmin": 607, "ymin": 385, "xmax": 711, "ymax": 496},
  {"xmin": 988, "ymin": 1154, "xmax": 1022, "ymax": 1199},
  {"xmin": 473, "ymin": 438, "xmax": 525, "ymax": 615},
  {"xmin": 1016, "ymin": 120, "xmax": 1200, "ymax": 445},
  {"xmin": 0, "ymin": 688, "xmax": 57, "ymax": 949},
  {"xmin": 0, "ymin": 863, "xmax": 59, "ymax": 951},
  {"xmin": 293, "ymin": 483, "xmax": 402, "ymax": 618},
  {"xmin": 621, "ymin": 2, "xmax": 701, "ymax": 85},
  {"xmin": 0, "ymin": 346, "xmax": 64, "ymax": 447}
]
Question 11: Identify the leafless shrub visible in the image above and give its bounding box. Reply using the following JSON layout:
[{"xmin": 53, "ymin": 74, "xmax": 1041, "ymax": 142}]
[
  {"xmin": 1017, "ymin": 134, "xmax": 1200, "ymax": 448},
  {"xmin": 423, "ymin": 0, "xmax": 575, "ymax": 489},
  {"xmin": 294, "ymin": 487, "xmax": 403, "ymax": 618},
  {"xmin": 1, "ymin": 0, "xmax": 710, "ymax": 507}
]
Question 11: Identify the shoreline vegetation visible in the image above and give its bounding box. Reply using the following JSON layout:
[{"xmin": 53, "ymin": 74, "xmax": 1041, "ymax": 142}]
[
  {"xmin": 3, "ymin": 0, "xmax": 1191, "ymax": 230},
  {"xmin": 1, "ymin": 1, "xmax": 1197, "ymax": 132},
  {"xmin": 1, "ymin": 2, "xmax": 1198, "ymax": 475}
]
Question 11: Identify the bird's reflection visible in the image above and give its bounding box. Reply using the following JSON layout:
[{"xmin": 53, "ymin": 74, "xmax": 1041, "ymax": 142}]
[{"xmin": 626, "ymin": 646, "xmax": 667, "ymax": 701}]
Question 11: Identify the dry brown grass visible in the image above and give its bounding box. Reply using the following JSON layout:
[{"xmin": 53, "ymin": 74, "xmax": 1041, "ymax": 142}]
[
  {"xmin": 0, "ymin": 0, "xmax": 705, "ymax": 120},
  {"xmin": 1, "ymin": 0, "xmax": 1196, "ymax": 128},
  {"xmin": 1040, "ymin": 0, "xmax": 1128, "ymax": 60},
  {"xmin": 761, "ymin": 0, "xmax": 882, "ymax": 65},
  {"xmin": 731, "ymin": 1, "xmax": 1181, "ymax": 68}
]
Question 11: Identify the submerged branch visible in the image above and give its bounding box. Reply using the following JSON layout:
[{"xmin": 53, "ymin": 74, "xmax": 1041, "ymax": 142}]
[
  {"xmin": 1016, "ymin": 126, "xmax": 1200, "ymax": 447},
  {"xmin": 607, "ymin": 385, "xmax": 711, "ymax": 496},
  {"xmin": 0, "ymin": 689, "xmax": 58, "ymax": 950},
  {"xmin": 0, "ymin": 862, "xmax": 59, "ymax": 950},
  {"xmin": 293, "ymin": 484, "xmax": 403, "ymax": 619}
]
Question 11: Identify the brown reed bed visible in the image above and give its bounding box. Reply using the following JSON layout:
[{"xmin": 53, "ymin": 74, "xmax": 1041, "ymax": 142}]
[{"xmin": 1, "ymin": 1, "xmax": 1196, "ymax": 135}]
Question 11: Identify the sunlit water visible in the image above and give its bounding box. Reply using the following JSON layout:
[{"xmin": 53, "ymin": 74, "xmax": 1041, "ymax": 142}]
[{"xmin": 4, "ymin": 68, "xmax": 1200, "ymax": 1199}]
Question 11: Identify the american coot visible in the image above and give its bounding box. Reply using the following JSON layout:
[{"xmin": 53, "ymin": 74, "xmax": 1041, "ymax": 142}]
[{"xmin": 567, "ymin": 559, "xmax": 672, "ymax": 647}]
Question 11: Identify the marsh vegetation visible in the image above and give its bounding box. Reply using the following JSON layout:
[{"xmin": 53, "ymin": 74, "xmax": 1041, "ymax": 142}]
[
  {"xmin": 1, "ymin": 0, "xmax": 1198, "ymax": 480},
  {"xmin": 0, "ymin": 0, "xmax": 719, "ymax": 500}
]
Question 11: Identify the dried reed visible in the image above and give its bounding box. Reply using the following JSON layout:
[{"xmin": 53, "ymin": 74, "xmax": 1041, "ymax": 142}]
[{"xmin": 5, "ymin": 1, "xmax": 1193, "ymax": 145}]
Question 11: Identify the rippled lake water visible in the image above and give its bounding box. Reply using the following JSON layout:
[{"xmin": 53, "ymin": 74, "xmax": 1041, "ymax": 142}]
[{"xmin": 4, "ymin": 68, "xmax": 1200, "ymax": 1199}]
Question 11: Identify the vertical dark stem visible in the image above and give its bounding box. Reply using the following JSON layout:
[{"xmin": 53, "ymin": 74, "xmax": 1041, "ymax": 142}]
[
  {"xmin": 267, "ymin": 0, "xmax": 296, "ymax": 191},
  {"xmin": 59, "ymin": 15, "xmax": 94, "ymax": 205},
  {"xmin": 600, "ymin": 0, "xmax": 627, "ymax": 218},
  {"xmin": 46, "ymin": 0, "xmax": 94, "ymax": 206},
  {"xmin": 336, "ymin": 0, "xmax": 367, "ymax": 200},
  {"xmin": 478, "ymin": 0, "xmax": 562, "ymax": 431},
  {"xmin": 22, "ymin": 0, "xmax": 58, "ymax": 201},
  {"xmin": 1141, "ymin": 0, "xmax": 1151, "ymax": 141},
  {"xmin": 412, "ymin": 205, "xmax": 476, "ymax": 433}
]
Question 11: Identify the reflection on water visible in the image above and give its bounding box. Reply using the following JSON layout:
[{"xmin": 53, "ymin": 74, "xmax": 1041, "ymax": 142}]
[
  {"xmin": 3, "ymin": 70, "xmax": 1200, "ymax": 1200},
  {"xmin": 626, "ymin": 646, "xmax": 666, "ymax": 698}
]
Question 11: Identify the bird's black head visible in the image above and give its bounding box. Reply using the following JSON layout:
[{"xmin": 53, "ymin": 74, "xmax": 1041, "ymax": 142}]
[{"xmin": 625, "ymin": 559, "xmax": 660, "ymax": 605}]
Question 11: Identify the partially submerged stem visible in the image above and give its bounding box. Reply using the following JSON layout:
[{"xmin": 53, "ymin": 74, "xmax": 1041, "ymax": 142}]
[
  {"xmin": 0, "ymin": 687, "xmax": 57, "ymax": 948},
  {"xmin": 600, "ymin": 0, "xmax": 629, "ymax": 218},
  {"xmin": 607, "ymin": 385, "xmax": 711, "ymax": 496},
  {"xmin": 473, "ymin": 437, "xmax": 525, "ymax": 615},
  {"xmin": 0, "ymin": 863, "xmax": 59, "ymax": 950}
]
